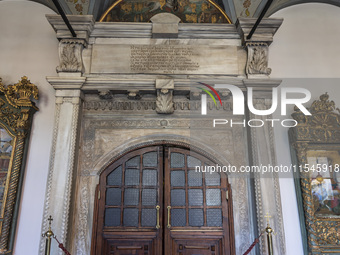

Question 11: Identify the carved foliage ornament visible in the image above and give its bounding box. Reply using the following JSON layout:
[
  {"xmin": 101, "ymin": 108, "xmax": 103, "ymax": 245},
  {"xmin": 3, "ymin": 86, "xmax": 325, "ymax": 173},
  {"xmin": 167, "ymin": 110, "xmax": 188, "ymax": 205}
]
[
  {"xmin": 57, "ymin": 39, "xmax": 86, "ymax": 73},
  {"xmin": 290, "ymin": 93, "xmax": 340, "ymax": 254},
  {"xmin": 246, "ymin": 42, "xmax": 271, "ymax": 76},
  {"xmin": 0, "ymin": 76, "xmax": 38, "ymax": 254},
  {"xmin": 156, "ymin": 88, "xmax": 174, "ymax": 114}
]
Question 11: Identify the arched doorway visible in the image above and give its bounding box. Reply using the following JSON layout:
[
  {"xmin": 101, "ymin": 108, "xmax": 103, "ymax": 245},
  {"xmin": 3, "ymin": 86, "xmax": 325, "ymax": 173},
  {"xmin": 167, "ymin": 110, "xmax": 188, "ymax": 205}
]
[{"xmin": 91, "ymin": 145, "xmax": 234, "ymax": 254}]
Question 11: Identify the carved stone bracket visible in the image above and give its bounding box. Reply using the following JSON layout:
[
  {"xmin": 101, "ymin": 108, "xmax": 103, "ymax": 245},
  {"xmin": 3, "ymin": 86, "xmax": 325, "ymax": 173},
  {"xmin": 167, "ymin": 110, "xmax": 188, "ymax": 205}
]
[
  {"xmin": 155, "ymin": 79, "xmax": 174, "ymax": 114},
  {"xmin": 57, "ymin": 39, "xmax": 87, "ymax": 74},
  {"xmin": 246, "ymin": 42, "xmax": 271, "ymax": 78}
]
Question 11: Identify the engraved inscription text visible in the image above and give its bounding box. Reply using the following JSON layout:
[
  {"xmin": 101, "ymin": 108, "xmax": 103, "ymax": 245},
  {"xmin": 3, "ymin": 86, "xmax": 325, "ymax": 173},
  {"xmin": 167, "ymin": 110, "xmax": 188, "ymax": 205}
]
[{"xmin": 130, "ymin": 45, "xmax": 199, "ymax": 73}]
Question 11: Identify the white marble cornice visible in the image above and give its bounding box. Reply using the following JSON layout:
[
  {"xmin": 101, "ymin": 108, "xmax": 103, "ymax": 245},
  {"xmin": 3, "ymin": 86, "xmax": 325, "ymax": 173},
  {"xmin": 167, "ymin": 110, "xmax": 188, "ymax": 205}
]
[
  {"xmin": 81, "ymin": 76, "xmax": 247, "ymax": 92},
  {"xmin": 236, "ymin": 18, "xmax": 283, "ymax": 45},
  {"xmin": 46, "ymin": 15, "xmax": 95, "ymax": 43},
  {"xmin": 47, "ymin": 76, "xmax": 86, "ymax": 90},
  {"xmin": 91, "ymin": 22, "xmax": 240, "ymax": 40}
]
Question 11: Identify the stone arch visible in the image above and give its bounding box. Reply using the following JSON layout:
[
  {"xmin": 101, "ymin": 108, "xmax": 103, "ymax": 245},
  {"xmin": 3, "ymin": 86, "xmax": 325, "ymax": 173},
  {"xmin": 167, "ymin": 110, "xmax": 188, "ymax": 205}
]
[{"xmin": 93, "ymin": 133, "xmax": 232, "ymax": 177}]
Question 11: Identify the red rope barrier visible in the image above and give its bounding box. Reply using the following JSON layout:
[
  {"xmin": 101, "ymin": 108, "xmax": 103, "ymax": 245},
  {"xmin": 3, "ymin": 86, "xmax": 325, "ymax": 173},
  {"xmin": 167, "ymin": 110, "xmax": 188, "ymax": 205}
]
[
  {"xmin": 243, "ymin": 232, "xmax": 263, "ymax": 255},
  {"xmin": 53, "ymin": 236, "xmax": 71, "ymax": 255}
]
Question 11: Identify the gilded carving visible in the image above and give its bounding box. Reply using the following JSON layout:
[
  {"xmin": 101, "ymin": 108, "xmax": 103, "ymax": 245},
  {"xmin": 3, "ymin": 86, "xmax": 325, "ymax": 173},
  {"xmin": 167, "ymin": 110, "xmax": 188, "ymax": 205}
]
[
  {"xmin": 57, "ymin": 39, "xmax": 86, "ymax": 73},
  {"xmin": 246, "ymin": 43, "xmax": 271, "ymax": 76},
  {"xmin": 292, "ymin": 93, "xmax": 340, "ymax": 143},
  {"xmin": 0, "ymin": 77, "xmax": 38, "ymax": 254},
  {"xmin": 291, "ymin": 93, "xmax": 340, "ymax": 254},
  {"xmin": 315, "ymin": 221, "xmax": 340, "ymax": 246},
  {"xmin": 0, "ymin": 76, "xmax": 38, "ymax": 108}
]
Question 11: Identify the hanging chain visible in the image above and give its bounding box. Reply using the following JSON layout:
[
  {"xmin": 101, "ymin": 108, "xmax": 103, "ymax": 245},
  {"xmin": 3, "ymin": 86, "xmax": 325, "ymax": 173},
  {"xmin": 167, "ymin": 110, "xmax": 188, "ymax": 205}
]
[{"xmin": 52, "ymin": 235, "xmax": 71, "ymax": 255}]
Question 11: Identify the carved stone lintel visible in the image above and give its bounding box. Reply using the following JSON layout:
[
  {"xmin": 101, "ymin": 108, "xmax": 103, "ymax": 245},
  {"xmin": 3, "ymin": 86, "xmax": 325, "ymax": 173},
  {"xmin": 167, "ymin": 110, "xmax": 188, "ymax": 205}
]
[
  {"xmin": 57, "ymin": 39, "xmax": 87, "ymax": 74},
  {"xmin": 156, "ymin": 79, "xmax": 174, "ymax": 114},
  {"xmin": 246, "ymin": 42, "xmax": 271, "ymax": 77}
]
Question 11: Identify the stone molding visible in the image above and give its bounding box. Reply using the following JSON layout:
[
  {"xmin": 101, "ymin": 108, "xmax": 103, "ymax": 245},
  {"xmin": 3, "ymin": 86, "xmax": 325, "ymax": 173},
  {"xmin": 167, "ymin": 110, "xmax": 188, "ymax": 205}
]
[
  {"xmin": 46, "ymin": 15, "xmax": 94, "ymax": 43},
  {"xmin": 236, "ymin": 18, "xmax": 283, "ymax": 45}
]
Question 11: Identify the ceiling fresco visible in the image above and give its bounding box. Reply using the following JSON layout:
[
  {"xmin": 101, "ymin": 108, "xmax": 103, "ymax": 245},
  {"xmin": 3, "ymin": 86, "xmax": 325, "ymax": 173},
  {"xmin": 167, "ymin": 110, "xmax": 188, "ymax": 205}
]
[{"xmin": 31, "ymin": 0, "xmax": 340, "ymax": 22}]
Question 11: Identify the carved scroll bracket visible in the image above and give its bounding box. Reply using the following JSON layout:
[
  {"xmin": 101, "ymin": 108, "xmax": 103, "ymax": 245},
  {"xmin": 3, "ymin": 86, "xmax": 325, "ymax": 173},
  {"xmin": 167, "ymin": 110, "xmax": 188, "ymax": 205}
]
[
  {"xmin": 246, "ymin": 42, "xmax": 271, "ymax": 78},
  {"xmin": 57, "ymin": 39, "xmax": 87, "ymax": 74},
  {"xmin": 155, "ymin": 79, "xmax": 174, "ymax": 114}
]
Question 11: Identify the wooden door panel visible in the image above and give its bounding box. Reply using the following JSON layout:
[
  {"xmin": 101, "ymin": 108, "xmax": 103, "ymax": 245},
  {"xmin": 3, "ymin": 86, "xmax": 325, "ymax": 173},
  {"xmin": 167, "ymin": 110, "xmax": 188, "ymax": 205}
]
[
  {"xmin": 164, "ymin": 147, "xmax": 233, "ymax": 255},
  {"xmin": 105, "ymin": 238, "xmax": 154, "ymax": 255},
  {"xmin": 172, "ymin": 238, "xmax": 222, "ymax": 255},
  {"xmin": 92, "ymin": 146, "xmax": 163, "ymax": 255}
]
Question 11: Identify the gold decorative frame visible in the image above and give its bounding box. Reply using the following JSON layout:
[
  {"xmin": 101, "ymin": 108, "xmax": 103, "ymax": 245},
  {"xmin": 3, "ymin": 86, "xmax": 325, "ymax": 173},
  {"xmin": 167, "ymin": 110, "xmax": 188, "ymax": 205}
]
[
  {"xmin": 0, "ymin": 77, "xmax": 38, "ymax": 254},
  {"xmin": 289, "ymin": 93, "xmax": 340, "ymax": 254}
]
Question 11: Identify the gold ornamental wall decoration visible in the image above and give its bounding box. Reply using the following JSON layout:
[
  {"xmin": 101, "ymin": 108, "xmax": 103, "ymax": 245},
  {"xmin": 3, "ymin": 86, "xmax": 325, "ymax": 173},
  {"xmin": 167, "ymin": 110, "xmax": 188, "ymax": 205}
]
[
  {"xmin": 0, "ymin": 76, "xmax": 38, "ymax": 254},
  {"xmin": 290, "ymin": 93, "xmax": 340, "ymax": 255}
]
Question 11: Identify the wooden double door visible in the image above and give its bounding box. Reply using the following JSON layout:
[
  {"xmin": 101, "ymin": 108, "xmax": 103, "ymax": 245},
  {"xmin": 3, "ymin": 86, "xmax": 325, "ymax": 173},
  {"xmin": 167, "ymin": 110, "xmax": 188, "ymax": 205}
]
[{"xmin": 91, "ymin": 146, "xmax": 234, "ymax": 255}]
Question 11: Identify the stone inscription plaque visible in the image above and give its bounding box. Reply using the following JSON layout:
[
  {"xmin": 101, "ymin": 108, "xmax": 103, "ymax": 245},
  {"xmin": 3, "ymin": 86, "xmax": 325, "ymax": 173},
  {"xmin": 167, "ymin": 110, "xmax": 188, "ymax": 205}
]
[
  {"xmin": 91, "ymin": 44, "xmax": 238, "ymax": 75},
  {"xmin": 130, "ymin": 45, "xmax": 199, "ymax": 72}
]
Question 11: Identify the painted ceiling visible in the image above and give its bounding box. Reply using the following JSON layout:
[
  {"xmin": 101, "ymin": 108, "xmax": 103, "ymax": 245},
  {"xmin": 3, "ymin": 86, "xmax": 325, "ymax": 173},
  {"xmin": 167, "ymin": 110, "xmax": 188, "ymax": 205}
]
[{"xmin": 31, "ymin": 0, "xmax": 340, "ymax": 23}]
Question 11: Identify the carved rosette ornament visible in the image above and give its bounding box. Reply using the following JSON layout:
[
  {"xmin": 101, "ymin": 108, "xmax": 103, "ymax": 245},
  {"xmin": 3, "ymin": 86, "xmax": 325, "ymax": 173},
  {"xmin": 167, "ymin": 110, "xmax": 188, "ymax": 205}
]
[
  {"xmin": 57, "ymin": 39, "xmax": 86, "ymax": 73},
  {"xmin": 155, "ymin": 79, "xmax": 174, "ymax": 114},
  {"xmin": 246, "ymin": 42, "xmax": 271, "ymax": 77},
  {"xmin": 290, "ymin": 93, "xmax": 340, "ymax": 254},
  {"xmin": 0, "ymin": 77, "xmax": 38, "ymax": 254}
]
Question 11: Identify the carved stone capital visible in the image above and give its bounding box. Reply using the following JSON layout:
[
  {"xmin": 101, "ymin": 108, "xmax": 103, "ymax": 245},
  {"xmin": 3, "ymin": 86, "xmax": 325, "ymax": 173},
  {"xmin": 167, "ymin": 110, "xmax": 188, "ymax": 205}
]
[
  {"xmin": 155, "ymin": 79, "xmax": 174, "ymax": 114},
  {"xmin": 57, "ymin": 39, "xmax": 86, "ymax": 74},
  {"xmin": 246, "ymin": 42, "xmax": 271, "ymax": 78}
]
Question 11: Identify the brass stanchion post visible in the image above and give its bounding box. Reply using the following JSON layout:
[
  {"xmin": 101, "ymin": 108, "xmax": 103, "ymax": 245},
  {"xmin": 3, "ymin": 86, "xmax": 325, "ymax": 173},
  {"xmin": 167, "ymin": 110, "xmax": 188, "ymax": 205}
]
[
  {"xmin": 42, "ymin": 216, "xmax": 54, "ymax": 255},
  {"xmin": 265, "ymin": 213, "xmax": 274, "ymax": 255},
  {"xmin": 266, "ymin": 225, "xmax": 274, "ymax": 255}
]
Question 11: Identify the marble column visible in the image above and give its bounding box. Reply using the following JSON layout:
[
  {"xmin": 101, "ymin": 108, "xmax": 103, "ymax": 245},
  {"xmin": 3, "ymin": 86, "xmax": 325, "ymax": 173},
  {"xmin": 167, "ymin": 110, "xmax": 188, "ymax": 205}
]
[
  {"xmin": 236, "ymin": 18, "xmax": 286, "ymax": 255},
  {"xmin": 40, "ymin": 77, "xmax": 85, "ymax": 255},
  {"xmin": 244, "ymin": 80, "xmax": 286, "ymax": 255}
]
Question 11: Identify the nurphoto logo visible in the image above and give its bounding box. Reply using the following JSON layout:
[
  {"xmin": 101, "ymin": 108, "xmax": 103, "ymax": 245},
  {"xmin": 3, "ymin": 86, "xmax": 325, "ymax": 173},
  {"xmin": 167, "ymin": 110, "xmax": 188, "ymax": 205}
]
[{"xmin": 198, "ymin": 83, "xmax": 312, "ymax": 128}]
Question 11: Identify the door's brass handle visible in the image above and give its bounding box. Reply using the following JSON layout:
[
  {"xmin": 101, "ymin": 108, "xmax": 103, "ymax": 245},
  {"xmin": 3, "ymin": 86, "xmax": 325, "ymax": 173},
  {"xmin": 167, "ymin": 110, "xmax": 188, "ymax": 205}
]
[
  {"xmin": 156, "ymin": 205, "xmax": 160, "ymax": 229},
  {"xmin": 167, "ymin": 206, "xmax": 171, "ymax": 228}
]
